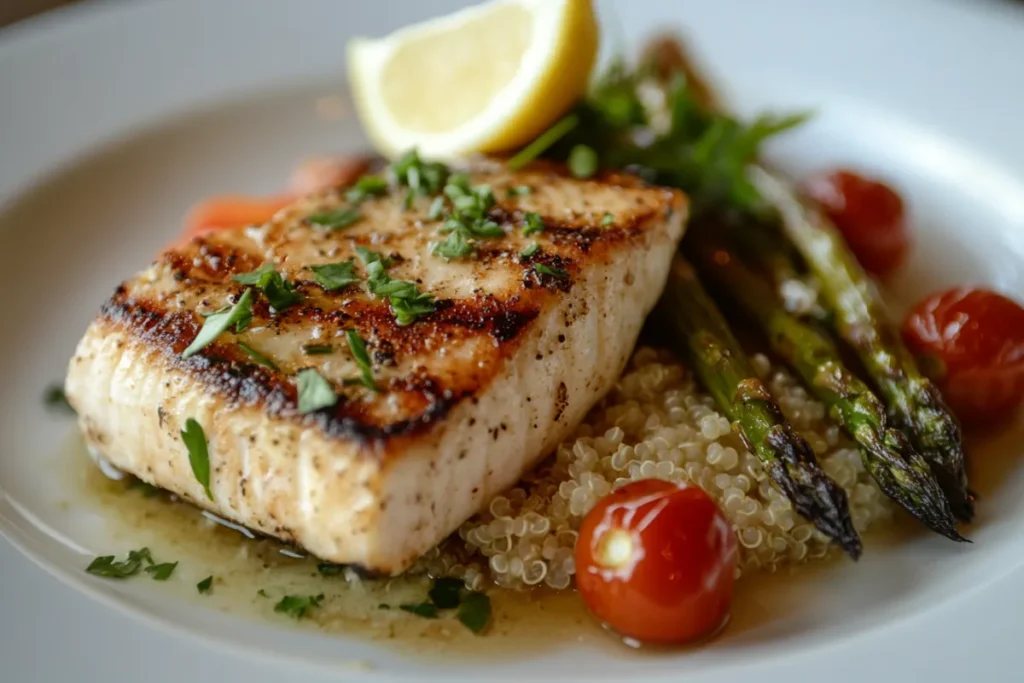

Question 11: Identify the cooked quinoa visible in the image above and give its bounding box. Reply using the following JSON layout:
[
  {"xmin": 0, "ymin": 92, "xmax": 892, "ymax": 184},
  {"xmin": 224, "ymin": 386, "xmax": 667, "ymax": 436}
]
[{"xmin": 417, "ymin": 347, "xmax": 894, "ymax": 591}]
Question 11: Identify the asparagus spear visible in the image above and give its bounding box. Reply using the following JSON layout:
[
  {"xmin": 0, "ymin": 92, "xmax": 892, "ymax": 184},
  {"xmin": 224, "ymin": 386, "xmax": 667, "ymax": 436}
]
[
  {"xmin": 688, "ymin": 231, "xmax": 965, "ymax": 540},
  {"xmin": 659, "ymin": 255, "xmax": 862, "ymax": 557},
  {"xmin": 635, "ymin": 34, "xmax": 974, "ymax": 522},
  {"xmin": 748, "ymin": 167, "xmax": 973, "ymax": 521}
]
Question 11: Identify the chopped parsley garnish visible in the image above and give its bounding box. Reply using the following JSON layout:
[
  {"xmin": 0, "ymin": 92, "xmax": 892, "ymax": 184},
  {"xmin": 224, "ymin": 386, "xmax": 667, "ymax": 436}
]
[
  {"xmin": 428, "ymin": 578, "xmax": 464, "ymax": 609},
  {"xmin": 535, "ymin": 263, "xmax": 568, "ymax": 279},
  {"xmin": 427, "ymin": 196, "xmax": 446, "ymax": 221},
  {"xmin": 43, "ymin": 384, "xmax": 75, "ymax": 414},
  {"xmin": 522, "ymin": 212, "xmax": 546, "ymax": 237},
  {"xmin": 345, "ymin": 330, "xmax": 379, "ymax": 392},
  {"xmin": 180, "ymin": 418, "xmax": 213, "ymax": 501},
  {"xmin": 302, "ymin": 343, "xmax": 334, "ymax": 355},
  {"xmin": 296, "ymin": 368, "xmax": 337, "ymax": 414},
  {"xmin": 365, "ymin": 261, "xmax": 435, "ymax": 325},
  {"xmin": 237, "ymin": 341, "xmax": 278, "ymax": 371},
  {"xmin": 507, "ymin": 185, "xmax": 532, "ymax": 197},
  {"xmin": 356, "ymin": 247, "xmax": 394, "ymax": 268},
  {"xmin": 568, "ymin": 144, "xmax": 599, "ymax": 179},
  {"xmin": 86, "ymin": 548, "xmax": 153, "ymax": 579},
  {"xmin": 457, "ymin": 591, "xmax": 492, "ymax": 634},
  {"xmin": 317, "ymin": 562, "xmax": 345, "ymax": 577},
  {"xmin": 182, "ymin": 288, "xmax": 254, "ymax": 358},
  {"xmin": 232, "ymin": 265, "xmax": 302, "ymax": 311},
  {"xmin": 396, "ymin": 578, "xmax": 492, "ymax": 634},
  {"xmin": 274, "ymin": 593, "xmax": 324, "ymax": 619},
  {"xmin": 308, "ymin": 260, "xmax": 359, "ymax": 291},
  {"xmin": 507, "ymin": 113, "xmax": 579, "ymax": 170},
  {"xmin": 519, "ymin": 242, "xmax": 539, "ymax": 258},
  {"xmin": 197, "ymin": 576, "xmax": 214, "ymax": 594},
  {"xmin": 391, "ymin": 149, "xmax": 449, "ymax": 200},
  {"xmin": 432, "ymin": 231, "xmax": 473, "ymax": 260},
  {"xmin": 307, "ymin": 207, "xmax": 362, "ymax": 231},
  {"xmin": 399, "ymin": 603, "xmax": 439, "ymax": 619},
  {"xmin": 601, "ymin": 212, "xmax": 615, "ymax": 226},
  {"xmin": 145, "ymin": 562, "xmax": 178, "ymax": 581},
  {"xmin": 391, "ymin": 294, "xmax": 437, "ymax": 326},
  {"xmin": 345, "ymin": 174, "xmax": 388, "ymax": 204}
]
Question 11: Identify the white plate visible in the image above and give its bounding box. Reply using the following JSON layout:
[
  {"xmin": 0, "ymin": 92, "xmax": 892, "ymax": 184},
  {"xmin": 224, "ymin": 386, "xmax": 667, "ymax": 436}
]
[{"xmin": 2, "ymin": 0, "xmax": 1024, "ymax": 681}]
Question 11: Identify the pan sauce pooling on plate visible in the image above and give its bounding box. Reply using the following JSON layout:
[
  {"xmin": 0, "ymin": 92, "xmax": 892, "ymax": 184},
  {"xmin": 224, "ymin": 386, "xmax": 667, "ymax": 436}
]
[{"xmin": 61, "ymin": 0, "xmax": 1024, "ymax": 650}]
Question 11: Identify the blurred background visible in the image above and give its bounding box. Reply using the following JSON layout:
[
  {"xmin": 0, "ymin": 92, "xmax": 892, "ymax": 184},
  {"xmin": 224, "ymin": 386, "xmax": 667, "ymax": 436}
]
[{"xmin": 1, "ymin": 0, "xmax": 75, "ymax": 27}]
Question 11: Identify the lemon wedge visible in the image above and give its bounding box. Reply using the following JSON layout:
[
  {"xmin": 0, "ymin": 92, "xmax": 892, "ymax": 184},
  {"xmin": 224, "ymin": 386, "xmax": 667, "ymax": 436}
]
[{"xmin": 347, "ymin": 0, "xmax": 599, "ymax": 160}]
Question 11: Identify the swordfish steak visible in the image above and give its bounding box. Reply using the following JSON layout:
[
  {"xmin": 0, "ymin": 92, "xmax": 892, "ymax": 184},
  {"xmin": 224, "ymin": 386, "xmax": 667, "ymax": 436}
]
[{"xmin": 65, "ymin": 160, "xmax": 687, "ymax": 574}]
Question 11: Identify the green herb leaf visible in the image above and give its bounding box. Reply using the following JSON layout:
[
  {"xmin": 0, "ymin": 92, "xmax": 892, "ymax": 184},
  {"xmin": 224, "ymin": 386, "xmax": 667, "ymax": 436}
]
[
  {"xmin": 345, "ymin": 330, "xmax": 379, "ymax": 392},
  {"xmin": 568, "ymin": 144, "xmax": 599, "ymax": 179},
  {"xmin": 317, "ymin": 562, "xmax": 345, "ymax": 577},
  {"xmin": 427, "ymin": 196, "xmax": 447, "ymax": 221},
  {"xmin": 274, "ymin": 593, "xmax": 324, "ymax": 619},
  {"xmin": 391, "ymin": 149, "xmax": 449, "ymax": 196},
  {"xmin": 356, "ymin": 247, "xmax": 394, "ymax": 268},
  {"xmin": 399, "ymin": 603, "xmax": 439, "ymax": 619},
  {"xmin": 302, "ymin": 343, "xmax": 334, "ymax": 355},
  {"xmin": 507, "ymin": 185, "xmax": 532, "ymax": 197},
  {"xmin": 519, "ymin": 242, "xmax": 539, "ymax": 258},
  {"xmin": 309, "ymin": 260, "xmax": 359, "ymax": 291},
  {"xmin": 522, "ymin": 212, "xmax": 546, "ymax": 237},
  {"xmin": 85, "ymin": 547, "xmax": 153, "ymax": 579},
  {"xmin": 428, "ymin": 577, "xmax": 464, "ymax": 609},
  {"xmin": 145, "ymin": 562, "xmax": 178, "ymax": 581},
  {"xmin": 231, "ymin": 263, "xmax": 275, "ymax": 286},
  {"xmin": 507, "ymin": 114, "xmax": 579, "ymax": 170},
  {"xmin": 391, "ymin": 293, "xmax": 436, "ymax": 326},
  {"xmin": 238, "ymin": 341, "xmax": 278, "ymax": 371},
  {"xmin": 183, "ymin": 288, "xmax": 254, "ymax": 358},
  {"xmin": 535, "ymin": 263, "xmax": 568, "ymax": 278},
  {"xmin": 296, "ymin": 369, "xmax": 337, "ymax": 414},
  {"xmin": 307, "ymin": 207, "xmax": 362, "ymax": 231},
  {"xmin": 257, "ymin": 589, "xmax": 270, "ymax": 598},
  {"xmin": 601, "ymin": 212, "xmax": 615, "ymax": 226},
  {"xmin": 346, "ymin": 174, "xmax": 389, "ymax": 203},
  {"xmin": 43, "ymin": 384, "xmax": 75, "ymax": 414},
  {"xmin": 180, "ymin": 418, "xmax": 213, "ymax": 501},
  {"xmin": 197, "ymin": 576, "xmax": 214, "ymax": 594},
  {"xmin": 457, "ymin": 591, "xmax": 491, "ymax": 634},
  {"xmin": 432, "ymin": 231, "xmax": 473, "ymax": 260}
]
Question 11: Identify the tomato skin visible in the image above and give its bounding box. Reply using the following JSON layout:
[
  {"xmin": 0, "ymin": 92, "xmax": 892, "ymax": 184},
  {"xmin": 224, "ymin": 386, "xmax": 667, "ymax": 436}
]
[
  {"xmin": 903, "ymin": 287, "xmax": 1024, "ymax": 425},
  {"xmin": 803, "ymin": 169, "xmax": 910, "ymax": 278},
  {"xmin": 288, "ymin": 155, "xmax": 372, "ymax": 197},
  {"xmin": 181, "ymin": 194, "xmax": 294, "ymax": 242},
  {"xmin": 575, "ymin": 479, "xmax": 737, "ymax": 645}
]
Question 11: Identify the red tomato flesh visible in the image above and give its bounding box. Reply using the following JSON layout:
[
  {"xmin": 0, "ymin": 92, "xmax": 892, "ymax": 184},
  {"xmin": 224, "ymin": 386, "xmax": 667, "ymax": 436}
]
[
  {"xmin": 903, "ymin": 287, "xmax": 1024, "ymax": 425},
  {"xmin": 575, "ymin": 479, "xmax": 737, "ymax": 645},
  {"xmin": 803, "ymin": 169, "xmax": 910, "ymax": 278}
]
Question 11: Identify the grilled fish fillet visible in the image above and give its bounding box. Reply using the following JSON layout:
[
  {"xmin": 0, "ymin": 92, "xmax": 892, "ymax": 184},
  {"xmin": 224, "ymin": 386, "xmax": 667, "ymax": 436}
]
[{"xmin": 65, "ymin": 160, "xmax": 687, "ymax": 574}]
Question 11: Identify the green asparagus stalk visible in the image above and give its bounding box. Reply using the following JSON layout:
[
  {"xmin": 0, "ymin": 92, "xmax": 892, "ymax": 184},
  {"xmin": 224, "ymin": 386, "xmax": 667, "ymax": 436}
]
[
  {"xmin": 748, "ymin": 167, "xmax": 973, "ymax": 521},
  {"xmin": 688, "ymin": 231, "xmax": 965, "ymax": 540},
  {"xmin": 659, "ymin": 255, "xmax": 862, "ymax": 557}
]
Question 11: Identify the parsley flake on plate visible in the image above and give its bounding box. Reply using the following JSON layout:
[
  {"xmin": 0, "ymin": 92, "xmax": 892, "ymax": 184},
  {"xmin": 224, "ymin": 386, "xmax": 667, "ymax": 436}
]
[
  {"xmin": 145, "ymin": 562, "xmax": 178, "ymax": 581},
  {"xmin": 43, "ymin": 384, "xmax": 75, "ymax": 414},
  {"xmin": 274, "ymin": 594, "xmax": 325, "ymax": 619},
  {"xmin": 197, "ymin": 576, "xmax": 214, "ymax": 594},
  {"xmin": 85, "ymin": 547, "xmax": 154, "ymax": 579},
  {"xmin": 399, "ymin": 603, "xmax": 439, "ymax": 619}
]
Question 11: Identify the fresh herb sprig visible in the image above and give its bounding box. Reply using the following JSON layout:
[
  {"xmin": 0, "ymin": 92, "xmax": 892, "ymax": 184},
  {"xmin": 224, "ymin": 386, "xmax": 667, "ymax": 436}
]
[
  {"xmin": 274, "ymin": 593, "xmax": 325, "ymax": 619},
  {"xmin": 180, "ymin": 418, "xmax": 213, "ymax": 500},
  {"xmin": 384, "ymin": 578, "xmax": 492, "ymax": 635}
]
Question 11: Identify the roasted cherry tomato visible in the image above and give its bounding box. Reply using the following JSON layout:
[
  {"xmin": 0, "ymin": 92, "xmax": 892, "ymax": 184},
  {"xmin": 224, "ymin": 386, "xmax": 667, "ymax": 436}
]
[
  {"xmin": 803, "ymin": 169, "xmax": 909, "ymax": 278},
  {"xmin": 288, "ymin": 155, "xmax": 372, "ymax": 197},
  {"xmin": 181, "ymin": 194, "xmax": 293, "ymax": 242},
  {"xmin": 575, "ymin": 479, "xmax": 737, "ymax": 645},
  {"xmin": 903, "ymin": 287, "xmax": 1024, "ymax": 425}
]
